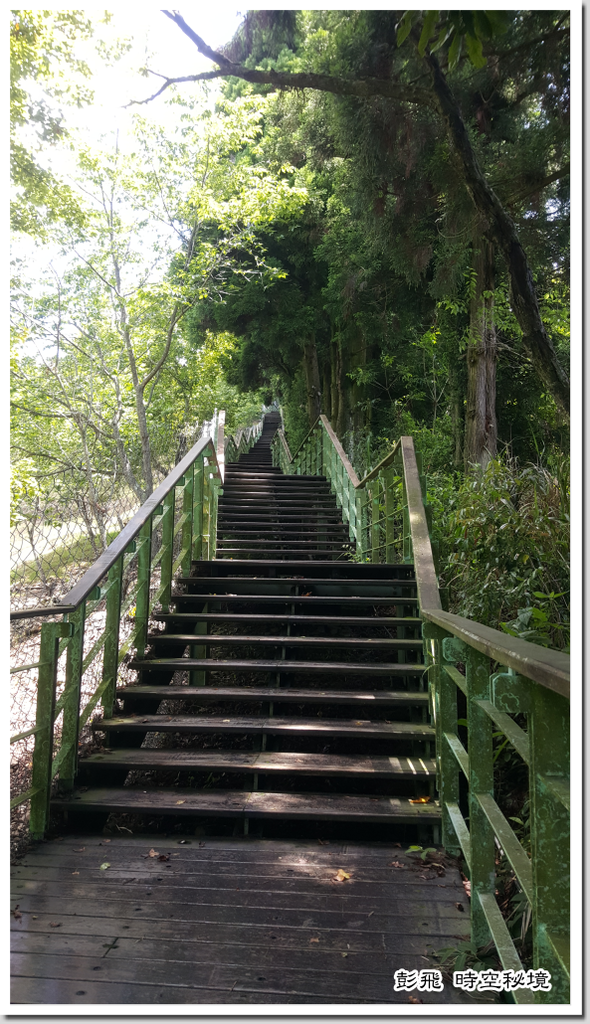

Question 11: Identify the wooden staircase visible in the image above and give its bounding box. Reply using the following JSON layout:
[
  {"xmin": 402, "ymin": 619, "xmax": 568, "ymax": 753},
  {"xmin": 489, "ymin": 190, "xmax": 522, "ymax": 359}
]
[{"xmin": 54, "ymin": 414, "xmax": 440, "ymax": 836}]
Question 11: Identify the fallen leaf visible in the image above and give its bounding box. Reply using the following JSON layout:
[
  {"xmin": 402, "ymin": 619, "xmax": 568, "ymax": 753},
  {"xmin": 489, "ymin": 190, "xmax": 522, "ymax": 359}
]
[
  {"xmin": 389, "ymin": 861, "xmax": 404, "ymax": 868},
  {"xmin": 341, "ymin": 952, "xmax": 348, "ymax": 957},
  {"xmin": 49, "ymin": 922, "xmax": 62, "ymax": 928},
  {"xmin": 100, "ymin": 863, "xmax": 110, "ymax": 871},
  {"xmin": 158, "ymin": 854, "xmax": 170, "ymax": 862},
  {"xmin": 309, "ymin": 938, "xmax": 320, "ymax": 944},
  {"xmin": 12, "ymin": 909, "xmax": 22, "ymax": 920},
  {"xmin": 367, "ymin": 911, "xmax": 374, "ymax": 918},
  {"xmin": 32, "ymin": 916, "xmax": 38, "ymax": 920},
  {"xmin": 147, "ymin": 849, "xmax": 159, "ymax": 858},
  {"xmin": 103, "ymin": 839, "xmax": 111, "ymax": 843},
  {"xmin": 72, "ymin": 871, "xmax": 79, "ymax": 876},
  {"xmin": 409, "ymin": 796, "xmax": 431, "ymax": 804},
  {"xmin": 73, "ymin": 847, "xmax": 85, "ymax": 852},
  {"xmin": 176, "ymin": 800, "xmax": 186, "ymax": 805},
  {"xmin": 334, "ymin": 869, "xmax": 351, "ymax": 882}
]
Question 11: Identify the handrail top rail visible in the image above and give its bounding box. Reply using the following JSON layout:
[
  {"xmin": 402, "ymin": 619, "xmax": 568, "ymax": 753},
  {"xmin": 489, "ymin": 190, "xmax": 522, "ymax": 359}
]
[
  {"xmin": 275, "ymin": 426, "xmax": 293, "ymax": 463},
  {"xmin": 357, "ymin": 439, "xmax": 402, "ymax": 487},
  {"xmin": 58, "ymin": 432, "xmax": 219, "ymax": 611},
  {"xmin": 286, "ymin": 414, "xmax": 322, "ymax": 463},
  {"xmin": 319, "ymin": 415, "xmax": 360, "ymax": 487},
  {"xmin": 422, "ymin": 608, "xmax": 570, "ymax": 700}
]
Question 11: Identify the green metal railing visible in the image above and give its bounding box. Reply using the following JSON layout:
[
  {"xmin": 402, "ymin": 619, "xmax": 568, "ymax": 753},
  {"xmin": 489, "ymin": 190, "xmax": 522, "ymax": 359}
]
[
  {"xmin": 10, "ymin": 413, "xmax": 263, "ymax": 839},
  {"xmin": 273, "ymin": 414, "xmax": 570, "ymax": 1004}
]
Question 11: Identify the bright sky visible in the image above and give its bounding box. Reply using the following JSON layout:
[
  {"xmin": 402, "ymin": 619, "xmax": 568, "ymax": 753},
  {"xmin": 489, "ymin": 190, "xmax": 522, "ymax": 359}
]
[{"xmin": 55, "ymin": 8, "xmax": 246, "ymax": 137}]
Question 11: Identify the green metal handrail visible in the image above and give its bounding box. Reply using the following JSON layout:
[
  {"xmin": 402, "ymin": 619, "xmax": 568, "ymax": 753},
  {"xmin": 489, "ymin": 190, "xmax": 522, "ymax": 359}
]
[
  {"xmin": 10, "ymin": 413, "xmax": 263, "ymax": 838},
  {"xmin": 273, "ymin": 413, "xmax": 571, "ymax": 1005}
]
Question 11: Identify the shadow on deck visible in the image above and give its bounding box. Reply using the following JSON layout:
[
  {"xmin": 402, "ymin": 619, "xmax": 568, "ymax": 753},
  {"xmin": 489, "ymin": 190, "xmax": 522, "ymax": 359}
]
[{"xmin": 11, "ymin": 833, "xmax": 495, "ymax": 1006}]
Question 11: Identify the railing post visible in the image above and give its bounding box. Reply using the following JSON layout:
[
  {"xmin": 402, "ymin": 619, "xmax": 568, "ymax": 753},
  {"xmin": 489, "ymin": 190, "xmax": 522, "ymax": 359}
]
[
  {"xmin": 59, "ymin": 603, "xmax": 86, "ymax": 791},
  {"xmin": 101, "ymin": 556, "xmax": 124, "ymax": 718},
  {"xmin": 384, "ymin": 467, "xmax": 395, "ymax": 563},
  {"xmin": 134, "ymin": 518, "xmax": 152, "ymax": 658},
  {"xmin": 371, "ymin": 486, "xmax": 380, "ymax": 563},
  {"xmin": 423, "ymin": 622, "xmax": 461, "ymax": 856},
  {"xmin": 29, "ymin": 621, "xmax": 72, "ymax": 838},
  {"xmin": 159, "ymin": 488, "xmax": 175, "ymax": 612},
  {"xmin": 181, "ymin": 464, "xmax": 195, "ymax": 577},
  {"xmin": 529, "ymin": 685, "xmax": 570, "ymax": 1002},
  {"xmin": 202, "ymin": 463, "xmax": 211, "ymax": 559},
  {"xmin": 192, "ymin": 458, "xmax": 204, "ymax": 561},
  {"xmin": 466, "ymin": 647, "xmax": 496, "ymax": 950}
]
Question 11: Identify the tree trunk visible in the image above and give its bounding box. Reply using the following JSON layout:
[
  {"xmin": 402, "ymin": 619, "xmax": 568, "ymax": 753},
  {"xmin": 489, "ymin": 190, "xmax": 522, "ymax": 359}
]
[
  {"xmin": 302, "ymin": 336, "xmax": 322, "ymax": 426},
  {"xmin": 330, "ymin": 335, "xmax": 340, "ymax": 428},
  {"xmin": 448, "ymin": 359, "xmax": 464, "ymax": 469},
  {"xmin": 464, "ymin": 235, "xmax": 498, "ymax": 470},
  {"xmin": 422, "ymin": 48, "xmax": 569, "ymax": 419}
]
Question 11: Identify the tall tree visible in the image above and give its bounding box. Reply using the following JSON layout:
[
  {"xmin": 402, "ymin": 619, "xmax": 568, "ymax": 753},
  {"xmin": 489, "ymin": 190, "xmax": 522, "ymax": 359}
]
[{"xmin": 152, "ymin": 10, "xmax": 569, "ymax": 426}]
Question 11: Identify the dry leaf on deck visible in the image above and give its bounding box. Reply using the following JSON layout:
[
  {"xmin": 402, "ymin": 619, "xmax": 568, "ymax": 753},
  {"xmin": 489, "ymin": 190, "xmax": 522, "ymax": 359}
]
[
  {"xmin": 334, "ymin": 869, "xmax": 351, "ymax": 882},
  {"xmin": 147, "ymin": 848, "xmax": 159, "ymax": 858},
  {"xmin": 409, "ymin": 796, "xmax": 431, "ymax": 804},
  {"xmin": 49, "ymin": 922, "xmax": 62, "ymax": 928},
  {"xmin": 309, "ymin": 938, "xmax": 320, "ymax": 944},
  {"xmin": 99, "ymin": 862, "xmax": 110, "ymax": 871}
]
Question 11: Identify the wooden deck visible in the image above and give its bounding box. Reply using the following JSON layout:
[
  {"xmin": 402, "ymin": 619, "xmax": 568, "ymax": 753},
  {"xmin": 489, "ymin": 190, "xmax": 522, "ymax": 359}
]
[{"xmin": 11, "ymin": 834, "xmax": 493, "ymax": 1006}]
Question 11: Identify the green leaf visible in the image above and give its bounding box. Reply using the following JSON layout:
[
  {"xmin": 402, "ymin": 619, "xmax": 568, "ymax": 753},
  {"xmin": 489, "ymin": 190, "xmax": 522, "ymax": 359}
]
[
  {"xmin": 447, "ymin": 31, "xmax": 463, "ymax": 70},
  {"xmin": 464, "ymin": 32, "xmax": 486, "ymax": 68},
  {"xmin": 418, "ymin": 11, "xmax": 439, "ymax": 56},
  {"xmin": 396, "ymin": 11, "xmax": 415, "ymax": 46}
]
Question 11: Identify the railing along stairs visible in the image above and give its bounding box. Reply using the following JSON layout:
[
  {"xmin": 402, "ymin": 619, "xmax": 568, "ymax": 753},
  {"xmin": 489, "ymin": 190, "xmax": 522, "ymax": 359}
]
[
  {"xmin": 10, "ymin": 412, "xmax": 262, "ymax": 833},
  {"xmin": 272, "ymin": 414, "xmax": 570, "ymax": 1005},
  {"xmin": 10, "ymin": 409, "xmax": 570, "ymax": 1004}
]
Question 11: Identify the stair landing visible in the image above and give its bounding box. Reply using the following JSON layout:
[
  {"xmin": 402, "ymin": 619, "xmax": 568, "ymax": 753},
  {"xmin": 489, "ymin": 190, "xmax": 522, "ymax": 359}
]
[{"xmin": 11, "ymin": 833, "xmax": 493, "ymax": 1005}]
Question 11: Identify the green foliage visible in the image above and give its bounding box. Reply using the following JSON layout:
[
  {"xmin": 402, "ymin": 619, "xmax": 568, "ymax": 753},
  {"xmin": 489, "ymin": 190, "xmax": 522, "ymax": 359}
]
[
  {"xmin": 431, "ymin": 455, "xmax": 569, "ymax": 647},
  {"xmin": 11, "ymin": 10, "xmax": 99, "ymax": 235}
]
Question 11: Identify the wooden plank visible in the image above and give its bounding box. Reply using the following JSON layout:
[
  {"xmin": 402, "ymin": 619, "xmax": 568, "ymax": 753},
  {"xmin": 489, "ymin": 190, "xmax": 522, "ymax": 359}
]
[
  {"xmin": 145, "ymin": 635, "xmax": 421, "ymax": 649},
  {"xmin": 94, "ymin": 714, "xmax": 435, "ymax": 738},
  {"xmin": 11, "ymin": 893, "xmax": 463, "ymax": 934},
  {"xmin": 116, "ymin": 686, "xmax": 430, "ymax": 706},
  {"xmin": 400, "ymin": 437, "xmax": 442, "ymax": 613},
  {"xmin": 154, "ymin": 614, "xmax": 420, "ymax": 627},
  {"xmin": 173, "ymin": 595, "xmax": 419, "ymax": 606},
  {"xmin": 52, "ymin": 787, "xmax": 440, "ymax": 822},
  {"xmin": 9, "ymin": 976, "xmax": 387, "ymax": 1005},
  {"xmin": 422, "ymin": 609, "xmax": 569, "ymax": 698},
  {"xmin": 129, "ymin": 659, "xmax": 425, "ymax": 676},
  {"xmin": 12, "ymin": 877, "xmax": 460, "ymax": 910},
  {"xmin": 81, "ymin": 749, "xmax": 436, "ymax": 777}
]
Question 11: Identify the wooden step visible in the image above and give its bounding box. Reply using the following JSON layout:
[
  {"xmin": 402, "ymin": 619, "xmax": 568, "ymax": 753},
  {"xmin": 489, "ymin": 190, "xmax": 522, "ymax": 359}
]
[
  {"xmin": 82, "ymin": 748, "xmax": 436, "ymax": 777},
  {"xmin": 181, "ymin": 577, "xmax": 417, "ymax": 592},
  {"xmin": 199, "ymin": 559, "xmax": 416, "ymax": 577},
  {"xmin": 116, "ymin": 685, "xmax": 430, "ymax": 706},
  {"xmin": 130, "ymin": 658, "xmax": 425, "ymax": 676},
  {"xmin": 154, "ymin": 613, "xmax": 421, "ymax": 628},
  {"xmin": 95, "ymin": 715, "xmax": 434, "ymax": 739},
  {"xmin": 171, "ymin": 594, "xmax": 419, "ymax": 608},
  {"xmin": 52, "ymin": 787, "xmax": 441, "ymax": 823},
  {"xmin": 145, "ymin": 635, "xmax": 423, "ymax": 652}
]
